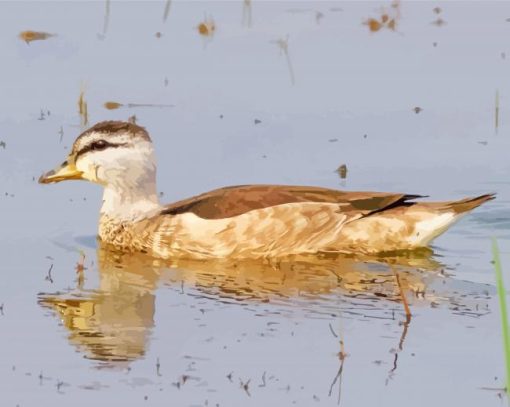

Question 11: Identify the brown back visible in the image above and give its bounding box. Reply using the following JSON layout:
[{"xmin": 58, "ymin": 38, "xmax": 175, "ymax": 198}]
[{"xmin": 161, "ymin": 184, "xmax": 422, "ymax": 220}]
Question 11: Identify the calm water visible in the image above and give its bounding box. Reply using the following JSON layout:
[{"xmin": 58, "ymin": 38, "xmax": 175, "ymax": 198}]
[{"xmin": 1, "ymin": 1, "xmax": 510, "ymax": 406}]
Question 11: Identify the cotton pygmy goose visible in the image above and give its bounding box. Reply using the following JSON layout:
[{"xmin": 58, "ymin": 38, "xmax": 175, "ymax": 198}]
[{"xmin": 39, "ymin": 121, "xmax": 495, "ymax": 260}]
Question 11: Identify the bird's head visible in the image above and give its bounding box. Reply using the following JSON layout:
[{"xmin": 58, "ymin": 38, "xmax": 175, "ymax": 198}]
[{"xmin": 39, "ymin": 121, "xmax": 157, "ymax": 190}]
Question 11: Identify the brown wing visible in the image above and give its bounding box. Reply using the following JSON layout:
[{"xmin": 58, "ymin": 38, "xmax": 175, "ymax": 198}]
[{"xmin": 160, "ymin": 184, "xmax": 423, "ymax": 220}]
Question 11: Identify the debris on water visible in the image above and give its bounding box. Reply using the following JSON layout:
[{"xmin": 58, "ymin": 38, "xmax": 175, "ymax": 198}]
[
  {"xmin": 271, "ymin": 35, "xmax": 295, "ymax": 85},
  {"xmin": 45, "ymin": 264, "xmax": 54, "ymax": 283},
  {"xmin": 0, "ymin": 141, "xmax": 5, "ymax": 149},
  {"xmin": 478, "ymin": 141, "xmax": 488, "ymax": 146},
  {"xmin": 19, "ymin": 31, "xmax": 55, "ymax": 44},
  {"xmin": 433, "ymin": 42, "xmax": 438, "ymax": 47},
  {"xmin": 156, "ymin": 358, "xmax": 162, "ymax": 376},
  {"xmin": 364, "ymin": 1, "xmax": 400, "ymax": 32},
  {"xmin": 164, "ymin": 77, "xmax": 169, "ymax": 87},
  {"xmin": 101, "ymin": 0, "xmax": 111, "ymax": 38},
  {"xmin": 329, "ymin": 138, "xmax": 338, "ymax": 143},
  {"xmin": 155, "ymin": 32, "xmax": 163, "ymax": 39},
  {"xmin": 226, "ymin": 372, "xmax": 233, "ymax": 382},
  {"xmin": 315, "ymin": 11, "xmax": 324, "ymax": 24},
  {"xmin": 162, "ymin": 0, "xmax": 172, "ymax": 23},
  {"xmin": 38, "ymin": 109, "xmax": 46, "ymax": 121},
  {"xmin": 198, "ymin": 17, "xmax": 216, "ymax": 37},
  {"xmin": 104, "ymin": 101, "xmax": 122, "ymax": 110},
  {"xmin": 502, "ymin": 52, "xmax": 506, "ymax": 60},
  {"xmin": 104, "ymin": 101, "xmax": 174, "ymax": 110},
  {"xmin": 366, "ymin": 18, "xmax": 382, "ymax": 32},
  {"xmin": 286, "ymin": 8, "xmax": 313, "ymax": 14},
  {"xmin": 59, "ymin": 126, "xmax": 64, "ymax": 143},
  {"xmin": 328, "ymin": 323, "xmax": 339, "ymax": 338},
  {"xmin": 239, "ymin": 378, "xmax": 251, "ymax": 396},
  {"xmin": 75, "ymin": 251, "xmax": 86, "ymax": 289},
  {"xmin": 433, "ymin": 7, "xmax": 442, "ymax": 14},
  {"xmin": 495, "ymin": 90, "xmax": 500, "ymax": 133},
  {"xmin": 242, "ymin": 0, "xmax": 252, "ymax": 27},
  {"xmin": 56, "ymin": 380, "xmax": 69, "ymax": 394},
  {"xmin": 431, "ymin": 18, "xmax": 446, "ymax": 26},
  {"xmin": 172, "ymin": 374, "xmax": 194, "ymax": 389},
  {"xmin": 330, "ymin": 7, "xmax": 343, "ymax": 12},
  {"xmin": 0, "ymin": 303, "xmax": 4, "ymax": 316},
  {"xmin": 258, "ymin": 371, "xmax": 267, "ymax": 387},
  {"xmin": 254, "ymin": 119, "xmax": 262, "ymax": 125},
  {"xmin": 413, "ymin": 106, "xmax": 422, "ymax": 114},
  {"xmin": 336, "ymin": 164, "xmax": 348, "ymax": 179},
  {"xmin": 394, "ymin": 270, "xmax": 411, "ymax": 319},
  {"xmin": 78, "ymin": 89, "xmax": 89, "ymax": 128}
]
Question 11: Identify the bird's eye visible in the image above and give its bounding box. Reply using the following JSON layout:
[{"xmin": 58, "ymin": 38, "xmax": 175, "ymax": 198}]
[{"xmin": 90, "ymin": 140, "xmax": 108, "ymax": 151}]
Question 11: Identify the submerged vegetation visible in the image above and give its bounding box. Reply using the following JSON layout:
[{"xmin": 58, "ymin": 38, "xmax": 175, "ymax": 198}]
[{"xmin": 493, "ymin": 238, "xmax": 510, "ymax": 397}]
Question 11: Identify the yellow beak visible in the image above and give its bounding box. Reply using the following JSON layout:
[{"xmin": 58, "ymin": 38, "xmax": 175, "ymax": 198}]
[{"xmin": 38, "ymin": 160, "xmax": 84, "ymax": 184}]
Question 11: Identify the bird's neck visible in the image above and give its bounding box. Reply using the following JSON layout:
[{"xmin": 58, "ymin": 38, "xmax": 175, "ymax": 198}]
[{"xmin": 100, "ymin": 181, "xmax": 161, "ymax": 222}]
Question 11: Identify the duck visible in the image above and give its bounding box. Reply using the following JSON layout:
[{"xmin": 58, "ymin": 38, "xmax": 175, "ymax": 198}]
[{"xmin": 39, "ymin": 121, "xmax": 495, "ymax": 260}]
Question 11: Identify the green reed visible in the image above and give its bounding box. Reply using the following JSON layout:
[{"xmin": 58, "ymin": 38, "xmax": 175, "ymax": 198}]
[{"xmin": 493, "ymin": 238, "xmax": 510, "ymax": 395}]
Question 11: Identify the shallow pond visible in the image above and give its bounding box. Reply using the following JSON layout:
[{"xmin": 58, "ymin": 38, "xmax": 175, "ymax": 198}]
[{"xmin": 1, "ymin": 1, "xmax": 510, "ymax": 406}]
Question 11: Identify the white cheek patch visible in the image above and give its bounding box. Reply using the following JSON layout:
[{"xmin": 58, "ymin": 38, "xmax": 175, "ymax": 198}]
[
  {"xmin": 75, "ymin": 155, "xmax": 101, "ymax": 183},
  {"xmin": 75, "ymin": 142, "xmax": 155, "ymax": 186}
]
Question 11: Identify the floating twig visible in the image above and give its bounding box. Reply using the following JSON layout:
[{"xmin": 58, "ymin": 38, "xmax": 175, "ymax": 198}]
[
  {"xmin": 496, "ymin": 90, "xmax": 500, "ymax": 134},
  {"xmin": 19, "ymin": 31, "xmax": 55, "ymax": 44},
  {"xmin": 75, "ymin": 251, "xmax": 86, "ymax": 289},
  {"xmin": 394, "ymin": 270, "xmax": 411, "ymax": 321},
  {"xmin": 78, "ymin": 89, "xmax": 89, "ymax": 128},
  {"xmin": 328, "ymin": 338, "xmax": 346, "ymax": 405},
  {"xmin": 328, "ymin": 322, "xmax": 339, "ymax": 338},
  {"xmin": 272, "ymin": 36, "xmax": 295, "ymax": 85},
  {"xmin": 258, "ymin": 371, "xmax": 266, "ymax": 387},
  {"xmin": 163, "ymin": 0, "xmax": 172, "ymax": 23},
  {"xmin": 104, "ymin": 101, "xmax": 174, "ymax": 110},
  {"xmin": 386, "ymin": 268, "xmax": 412, "ymax": 384},
  {"xmin": 102, "ymin": 0, "xmax": 111, "ymax": 36},
  {"xmin": 242, "ymin": 0, "xmax": 252, "ymax": 27},
  {"xmin": 45, "ymin": 264, "xmax": 54, "ymax": 283},
  {"xmin": 239, "ymin": 378, "xmax": 251, "ymax": 396},
  {"xmin": 156, "ymin": 357, "xmax": 162, "ymax": 376}
]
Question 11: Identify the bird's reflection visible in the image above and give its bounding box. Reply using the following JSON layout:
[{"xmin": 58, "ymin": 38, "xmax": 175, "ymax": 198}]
[
  {"xmin": 38, "ymin": 245, "xmax": 490, "ymax": 364},
  {"xmin": 38, "ymin": 248, "xmax": 158, "ymax": 362}
]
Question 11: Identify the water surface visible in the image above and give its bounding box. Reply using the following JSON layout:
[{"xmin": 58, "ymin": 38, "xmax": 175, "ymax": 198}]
[{"xmin": 1, "ymin": 1, "xmax": 510, "ymax": 406}]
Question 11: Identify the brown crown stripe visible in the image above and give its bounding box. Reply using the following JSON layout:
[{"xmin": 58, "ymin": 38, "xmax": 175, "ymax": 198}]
[{"xmin": 78, "ymin": 121, "xmax": 151, "ymax": 142}]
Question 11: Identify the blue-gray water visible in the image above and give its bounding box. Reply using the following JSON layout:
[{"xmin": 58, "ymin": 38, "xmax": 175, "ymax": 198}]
[{"xmin": 1, "ymin": 1, "xmax": 509, "ymax": 406}]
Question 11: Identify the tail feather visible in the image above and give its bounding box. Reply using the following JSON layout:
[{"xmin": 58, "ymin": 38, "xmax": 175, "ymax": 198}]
[
  {"xmin": 448, "ymin": 193, "xmax": 496, "ymax": 214},
  {"xmin": 408, "ymin": 193, "xmax": 495, "ymax": 247}
]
